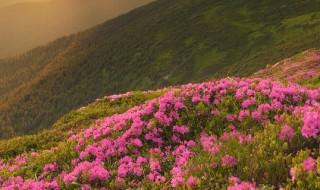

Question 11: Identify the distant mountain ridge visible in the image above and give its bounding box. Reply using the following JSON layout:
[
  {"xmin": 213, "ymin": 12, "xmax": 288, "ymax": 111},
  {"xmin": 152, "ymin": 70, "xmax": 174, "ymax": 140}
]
[{"xmin": 1, "ymin": 0, "xmax": 320, "ymax": 138}]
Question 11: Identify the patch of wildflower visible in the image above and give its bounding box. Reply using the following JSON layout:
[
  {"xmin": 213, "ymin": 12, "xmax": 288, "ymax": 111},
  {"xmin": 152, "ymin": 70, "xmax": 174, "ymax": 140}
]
[{"xmin": 1, "ymin": 78, "xmax": 320, "ymax": 189}]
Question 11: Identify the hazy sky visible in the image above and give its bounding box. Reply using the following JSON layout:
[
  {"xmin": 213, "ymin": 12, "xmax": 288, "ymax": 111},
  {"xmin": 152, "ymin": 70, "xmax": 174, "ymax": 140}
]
[
  {"xmin": 0, "ymin": 0, "xmax": 50, "ymax": 7},
  {"xmin": 0, "ymin": 0, "xmax": 153, "ymax": 57}
]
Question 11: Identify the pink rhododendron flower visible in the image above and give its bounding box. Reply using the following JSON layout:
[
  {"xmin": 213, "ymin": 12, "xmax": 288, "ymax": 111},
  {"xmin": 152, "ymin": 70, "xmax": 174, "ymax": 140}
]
[
  {"xmin": 63, "ymin": 160, "xmax": 110, "ymax": 184},
  {"xmin": 238, "ymin": 110, "xmax": 250, "ymax": 121},
  {"xmin": 302, "ymin": 157, "xmax": 316, "ymax": 172},
  {"xmin": 226, "ymin": 114, "xmax": 236, "ymax": 122},
  {"xmin": 43, "ymin": 162, "xmax": 58, "ymax": 174},
  {"xmin": 173, "ymin": 125, "xmax": 190, "ymax": 134},
  {"xmin": 81, "ymin": 184, "xmax": 91, "ymax": 190},
  {"xmin": 278, "ymin": 125, "xmax": 295, "ymax": 141},
  {"xmin": 227, "ymin": 181, "xmax": 256, "ymax": 190},
  {"xmin": 229, "ymin": 176, "xmax": 240, "ymax": 184},
  {"xmin": 200, "ymin": 132, "xmax": 221, "ymax": 155},
  {"xmin": 301, "ymin": 111, "xmax": 320, "ymax": 138},
  {"xmin": 221, "ymin": 155, "xmax": 238, "ymax": 167},
  {"xmin": 290, "ymin": 167, "xmax": 296, "ymax": 181},
  {"xmin": 241, "ymin": 97, "xmax": 256, "ymax": 108},
  {"xmin": 228, "ymin": 175, "xmax": 256, "ymax": 190},
  {"xmin": 211, "ymin": 109, "xmax": 220, "ymax": 116},
  {"xmin": 187, "ymin": 176, "xmax": 199, "ymax": 188}
]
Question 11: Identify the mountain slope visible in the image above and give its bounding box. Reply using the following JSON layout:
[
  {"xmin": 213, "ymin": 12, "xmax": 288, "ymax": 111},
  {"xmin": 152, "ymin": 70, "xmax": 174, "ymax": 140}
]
[
  {"xmin": 1, "ymin": 0, "xmax": 320, "ymax": 137},
  {"xmin": 254, "ymin": 49, "xmax": 320, "ymax": 84},
  {"xmin": 1, "ymin": 49, "xmax": 317, "ymax": 159},
  {"xmin": 0, "ymin": 90, "xmax": 163, "ymax": 159},
  {"xmin": 1, "ymin": 51, "xmax": 320, "ymax": 189},
  {"xmin": 0, "ymin": 37, "xmax": 72, "ymax": 98},
  {"xmin": 0, "ymin": 0, "xmax": 153, "ymax": 57},
  {"xmin": 1, "ymin": 75, "xmax": 320, "ymax": 189}
]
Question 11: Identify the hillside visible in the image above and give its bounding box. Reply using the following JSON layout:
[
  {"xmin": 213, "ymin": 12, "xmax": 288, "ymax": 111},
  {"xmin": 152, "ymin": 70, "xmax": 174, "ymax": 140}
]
[
  {"xmin": 0, "ymin": 65, "xmax": 320, "ymax": 188},
  {"xmin": 0, "ymin": 90, "xmax": 164, "ymax": 159},
  {"xmin": 1, "ymin": 0, "xmax": 320, "ymax": 138},
  {"xmin": 254, "ymin": 49, "xmax": 320, "ymax": 86},
  {"xmin": 0, "ymin": 0, "xmax": 153, "ymax": 58}
]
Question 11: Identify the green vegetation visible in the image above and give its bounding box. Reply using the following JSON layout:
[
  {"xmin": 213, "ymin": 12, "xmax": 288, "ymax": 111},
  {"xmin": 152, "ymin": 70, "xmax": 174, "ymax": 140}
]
[
  {"xmin": 299, "ymin": 75, "xmax": 320, "ymax": 88},
  {"xmin": 1, "ymin": 77, "xmax": 320, "ymax": 189},
  {"xmin": 253, "ymin": 49, "xmax": 320, "ymax": 86},
  {"xmin": 1, "ymin": 0, "xmax": 320, "ymax": 138},
  {"xmin": 0, "ymin": 91, "xmax": 162, "ymax": 159}
]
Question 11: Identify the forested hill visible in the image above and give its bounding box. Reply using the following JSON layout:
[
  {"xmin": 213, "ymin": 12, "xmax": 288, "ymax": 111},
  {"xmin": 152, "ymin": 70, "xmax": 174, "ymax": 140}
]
[{"xmin": 1, "ymin": 0, "xmax": 320, "ymax": 138}]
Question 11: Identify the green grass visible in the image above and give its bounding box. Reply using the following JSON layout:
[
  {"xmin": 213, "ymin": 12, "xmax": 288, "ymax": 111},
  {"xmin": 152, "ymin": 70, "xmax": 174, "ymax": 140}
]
[
  {"xmin": 299, "ymin": 75, "xmax": 320, "ymax": 88},
  {"xmin": 194, "ymin": 48, "xmax": 226, "ymax": 76},
  {"xmin": 0, "ymin": 91, "xmax": 162, "ymax": 159}
]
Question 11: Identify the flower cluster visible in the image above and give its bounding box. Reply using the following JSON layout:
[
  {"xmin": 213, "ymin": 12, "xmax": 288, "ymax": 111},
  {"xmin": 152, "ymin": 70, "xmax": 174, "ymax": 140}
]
[
  {"xmin": 278, "ymin": 125, "xmax": 295, "ymax": 141},
  {"xmin": 227, "ymin": 176, "xmax": 256, "ymax": 189},
  {"xmin": 221, "ymin": 155, "xmax": 238, "ymax": 167},
  {"xmin": 0, "ymin": 77, "xmax": 320, "ymax": 189},
  {"xmin": 63, "ymin": 160, "xmax": 110, "ymax": 184},
  {"xmin": 301, "ymin": 111, "xmax": 320, "ymax": 138}
]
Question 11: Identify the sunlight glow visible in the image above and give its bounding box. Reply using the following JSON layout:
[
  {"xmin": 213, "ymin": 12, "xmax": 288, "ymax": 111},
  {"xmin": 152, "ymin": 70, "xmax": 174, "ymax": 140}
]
[{"xmin": 0, "ymin": 0, "xmax": 51, "ymax": 8}]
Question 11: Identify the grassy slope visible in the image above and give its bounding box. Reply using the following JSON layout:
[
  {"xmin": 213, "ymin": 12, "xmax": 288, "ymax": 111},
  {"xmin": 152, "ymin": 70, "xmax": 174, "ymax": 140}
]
[
  {"xmin": 0, "ymin": 49, "xmax": 317, "ymax": 158},
  {"xmin": 254, "ymin": 49, "xmax": 320, "ymax": 88},
  {"xmin": 254, "ymin": 49, "xmax": 320, "ymax": 76},
  {"xmin": 0, "ymin": 91, "xmax": 163, "ymax": 159},
  {"xmin": 0, "ymin": 76, "xmax": 319, "ymax": 189},
  {"xmin": 0, "ymin": 51, "xmax": 319, "ymax": 189},
  {"xmin": 1, "ymin": 0, "xmax": 320, "ymax": 137},
  {"xmin": 301, "ymin": 76, "xmax": 320, "ymax": 88}
]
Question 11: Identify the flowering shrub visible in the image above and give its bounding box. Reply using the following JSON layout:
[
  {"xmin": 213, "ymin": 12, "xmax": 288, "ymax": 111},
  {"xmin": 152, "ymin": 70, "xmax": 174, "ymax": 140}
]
[
  {"xmin": 1, "ymin": 78, "xmax": 320, "ymax": 189},
  {"xmin": 227, "ymin": 176, "xmax": 256, "ymax": 190},
  {"xmin": 301, "ymin": 111, "xmax": 320, "ymax": 138},
  {"xmin": 287, "ymin": 150, "xmax": 320, "ymax": 189},
  {"xmin": 221, "ymin": 155, "xmax": 238, "ymax": 167},
  {"xmin": 278, "ymin": 125, "xmax": 295, "ymax": 141}
]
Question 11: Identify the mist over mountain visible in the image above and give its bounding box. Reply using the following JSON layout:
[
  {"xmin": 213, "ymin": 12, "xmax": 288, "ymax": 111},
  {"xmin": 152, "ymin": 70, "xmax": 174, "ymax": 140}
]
[{"xmin": 0, "ymin": 0, "xmax": 153, "ymax": 57}]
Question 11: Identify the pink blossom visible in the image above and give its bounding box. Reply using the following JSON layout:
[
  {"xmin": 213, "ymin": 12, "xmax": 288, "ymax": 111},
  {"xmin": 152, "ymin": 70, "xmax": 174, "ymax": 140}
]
[
  {"xmin": 187, "ymin": 176, "xmax": 199, "ymax": 188},
  {"xmin": 301, "ymin": 111, "xmax": 320, "ymax": 138},
  {"xmin": 226, "ymin": 114, "xmax": 237, "ymax": 122},
  {"xmin": 238, "ymin": 110, "xmax": 250, "ymax": 121},
  {"xmin": 229, "ymin": 176, "xmax": 240, "ymax": 184},
  {"xmin": 302, "ymin": 157, "xmax": 316, "ymax": 172},
  {"xmin": 227, "ymin": 181, "xmax": 256, "ymax": 190},
  {"xmin": 241, "ymin": 97, "xmax": 256, "ymax": 108},
  {"xmin": 173, "ymin": 125, "xmax": 190, "ymax": 134},
  {"xmin": 81, "ymin": 184, "xmax": 91, "ymax": 190},
  {"xmin": 43, "ymin": 162, "xmax": 58, "ymax": 174},
  {"xmin": 290, "ymin": 167, "xmax": 296, "ymax": 181},
  {"xmin": 63, "ymin": 160, "xmax": 110, "ymax": 184},
  {"xmin": 200, "ymin": 132, "xmax": 221, "ymax": 155},
  {"xmin": 211, "ymin": 109, "xmax": 220, "ymax": 116},
  {"xmin": 278, "ymin": 125, "xmax": 295, "ymax": 141},
  {"xmin": 221, "ymin": 155, "xmax": 238, "ymax": 167}
]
